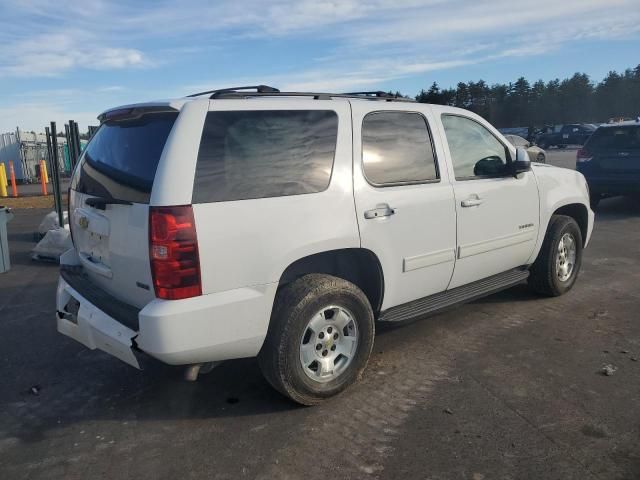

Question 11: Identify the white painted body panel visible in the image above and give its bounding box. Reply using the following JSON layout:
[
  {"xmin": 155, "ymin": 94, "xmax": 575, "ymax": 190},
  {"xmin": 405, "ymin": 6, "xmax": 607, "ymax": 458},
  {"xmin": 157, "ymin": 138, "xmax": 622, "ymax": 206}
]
[
  {"xmin": 351, "ymin": 102, "xmax": 457, "ymax": 310},
  {"xmin": 69, "ymin": 190, "xmax": 156, "ymax": 308},
  {"xmin": 527, "ymin": 163, "xmax": 594, "ymax": 261},
  {"xmin": 192, "ymin": 99, "xmax": 360, "ymax": 294}
]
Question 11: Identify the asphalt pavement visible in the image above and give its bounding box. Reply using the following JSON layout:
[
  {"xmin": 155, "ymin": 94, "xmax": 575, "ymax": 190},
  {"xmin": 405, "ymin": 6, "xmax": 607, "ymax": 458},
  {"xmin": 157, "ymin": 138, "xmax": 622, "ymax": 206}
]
[{"xmin": 0, "ymin": 149, "xmax": 638, "ymax": 480}]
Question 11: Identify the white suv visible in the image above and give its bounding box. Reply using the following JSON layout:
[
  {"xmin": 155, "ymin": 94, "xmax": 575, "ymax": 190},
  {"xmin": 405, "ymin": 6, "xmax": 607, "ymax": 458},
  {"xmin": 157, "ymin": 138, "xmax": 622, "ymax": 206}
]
[{"xmin": 57, "ymin": 86, "xmax": 594, "ymax": 405}]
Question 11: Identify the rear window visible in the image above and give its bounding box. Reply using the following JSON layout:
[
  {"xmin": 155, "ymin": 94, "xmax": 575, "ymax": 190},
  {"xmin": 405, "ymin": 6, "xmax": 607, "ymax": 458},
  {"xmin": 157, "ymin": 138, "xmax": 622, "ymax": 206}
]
[
  {"xmin": 193, "ymin": 110, "xmax": 338, "ymax": 203},
  {"xmin": 586, "ymin": 126, "xmax": 640, "ymax": 150},
  {"xmin": 71, "ymin": 112, "xmax": 178, "ymax": 203}
]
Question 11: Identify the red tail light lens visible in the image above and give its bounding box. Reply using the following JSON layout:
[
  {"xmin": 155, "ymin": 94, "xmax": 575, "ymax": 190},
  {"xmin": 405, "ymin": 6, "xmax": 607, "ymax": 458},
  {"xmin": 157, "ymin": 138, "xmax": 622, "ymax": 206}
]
[
  {"xmin": 149, "ymin": 205, "xmax": 202, "ymax": 300},
  {"xmin": 576, "ymin": 148, "xmax": 592, "ymax": 163}
]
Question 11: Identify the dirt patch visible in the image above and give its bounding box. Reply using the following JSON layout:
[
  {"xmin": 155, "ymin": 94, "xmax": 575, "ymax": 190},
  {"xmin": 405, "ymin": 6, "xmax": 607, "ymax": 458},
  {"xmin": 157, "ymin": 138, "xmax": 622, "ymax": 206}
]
[{"xmin": 0, "ymin": 195, "xmax": 67, "ymax": 210}]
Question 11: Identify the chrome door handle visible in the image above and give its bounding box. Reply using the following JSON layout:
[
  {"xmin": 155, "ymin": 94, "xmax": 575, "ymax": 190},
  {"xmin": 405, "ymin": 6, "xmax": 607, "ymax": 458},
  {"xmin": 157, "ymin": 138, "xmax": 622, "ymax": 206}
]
[
  {"xmin": 461, "ymin": 195, "xmax": 483, "ymax": 207},
  {"xmin": 364, "ymin": 203, "xmax": 395, "ymax": 219}
]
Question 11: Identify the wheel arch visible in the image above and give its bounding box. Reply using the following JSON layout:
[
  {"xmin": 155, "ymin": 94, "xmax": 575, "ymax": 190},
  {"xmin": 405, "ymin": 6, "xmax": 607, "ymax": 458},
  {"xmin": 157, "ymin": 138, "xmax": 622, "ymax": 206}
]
[
  {"xmin": 277, "ymin": 248, "xmax": 385, "ymax": 315},
  {"xmin": 553, "ymin": 203, "xmax": 589, "ymax": 244}
]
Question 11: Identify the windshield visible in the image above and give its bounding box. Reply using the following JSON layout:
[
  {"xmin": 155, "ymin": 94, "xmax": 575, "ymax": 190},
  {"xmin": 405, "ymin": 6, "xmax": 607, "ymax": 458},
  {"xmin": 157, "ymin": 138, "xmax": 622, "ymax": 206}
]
[{"xmin": 71, "ymin": 112, "xmax": 178, "ymax": 203}]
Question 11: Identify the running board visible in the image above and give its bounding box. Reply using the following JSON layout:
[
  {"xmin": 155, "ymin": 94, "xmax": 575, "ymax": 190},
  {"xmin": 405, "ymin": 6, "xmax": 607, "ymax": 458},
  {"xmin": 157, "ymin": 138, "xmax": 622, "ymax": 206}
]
[{"xmin": 378, "ymin": 268, "xmax": 530, "ymax": 323}]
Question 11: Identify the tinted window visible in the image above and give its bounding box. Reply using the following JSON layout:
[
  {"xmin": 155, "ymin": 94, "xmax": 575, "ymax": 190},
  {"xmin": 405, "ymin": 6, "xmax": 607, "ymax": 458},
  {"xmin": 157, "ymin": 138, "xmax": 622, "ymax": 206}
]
[
  {"xmin": 362, "ymin": 112, "xmax": 438, "ymax": 185},
  {"xmin": 586, "ymin": 126, "xmax": 640, "ymax": 150},
  {"xmin": 72, "ymin": 112, "xmax": 178, "ymax": 203},
  {"xmin": 442, "ymin": 115, "xmax": 509, "ymax": 179},
  {"xmin": 193, "ymin": 110, "xmax": 338, "ymax": 203}
]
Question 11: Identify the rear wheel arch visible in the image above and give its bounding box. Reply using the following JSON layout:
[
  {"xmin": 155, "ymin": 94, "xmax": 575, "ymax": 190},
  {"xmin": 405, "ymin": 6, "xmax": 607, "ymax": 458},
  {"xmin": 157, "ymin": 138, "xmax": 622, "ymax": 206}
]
[{"xmin": 276, "ymin": 248, "xmax": 385, "ymax": 315}]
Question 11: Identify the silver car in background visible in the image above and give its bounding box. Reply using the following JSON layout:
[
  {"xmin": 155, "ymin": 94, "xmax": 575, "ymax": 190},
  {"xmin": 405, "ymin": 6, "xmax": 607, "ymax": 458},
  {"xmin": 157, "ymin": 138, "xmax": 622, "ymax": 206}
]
[{"xmin": 504, "ymin": 134, "xmax": 546, "ymax": 163}]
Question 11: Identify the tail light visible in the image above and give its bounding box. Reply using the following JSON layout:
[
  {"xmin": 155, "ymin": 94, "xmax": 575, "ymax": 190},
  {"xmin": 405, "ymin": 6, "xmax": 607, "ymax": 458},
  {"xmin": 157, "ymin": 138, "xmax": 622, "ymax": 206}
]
[
  {"xmin": 149, "ymin": 205, "xmax": 202, "ymax": 300},
  {"xmin": 576, "ymin": 148, "xmax": 592, "ymax": 163}
]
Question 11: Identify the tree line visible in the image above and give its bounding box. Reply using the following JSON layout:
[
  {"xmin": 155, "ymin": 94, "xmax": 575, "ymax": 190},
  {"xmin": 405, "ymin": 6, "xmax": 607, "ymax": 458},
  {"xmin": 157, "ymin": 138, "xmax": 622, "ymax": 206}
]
[{"xmin": 413, "ymin": 64, "xmax": 640, "ymax": 128}]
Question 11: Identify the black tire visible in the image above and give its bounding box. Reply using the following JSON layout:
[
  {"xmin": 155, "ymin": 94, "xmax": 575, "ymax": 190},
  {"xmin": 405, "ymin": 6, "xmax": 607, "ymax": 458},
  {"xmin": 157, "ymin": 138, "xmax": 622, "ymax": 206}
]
[
  {"xmin": 258, "ymin": 274, "xmax": 375, "ymax": 405},
  {"xmin": 528, "ymin": 215, "xmax": 583, "ymax": 297}
]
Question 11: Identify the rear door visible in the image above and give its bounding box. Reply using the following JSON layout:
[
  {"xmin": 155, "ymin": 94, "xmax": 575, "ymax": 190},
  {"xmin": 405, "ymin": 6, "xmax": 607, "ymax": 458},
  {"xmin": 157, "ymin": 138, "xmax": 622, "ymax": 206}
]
[
  {"xmin": 69, "ymin": 109, "xmax": 180, "ymax": 308},
  {"xmin": 352, "ymin": 102, "xmax": 457, "ymax": 310}
]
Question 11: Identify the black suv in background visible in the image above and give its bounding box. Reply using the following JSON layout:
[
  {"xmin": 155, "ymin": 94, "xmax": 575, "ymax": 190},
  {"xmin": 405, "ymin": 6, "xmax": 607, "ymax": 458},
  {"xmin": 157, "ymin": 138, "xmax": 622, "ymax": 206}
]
[
  {"xmin": 537, "ymin": 124, "xmax": 596, "ymax": 149},
  {"xmin": 577, "ymin": 121, "xmax": 640, "ymax": 208}
]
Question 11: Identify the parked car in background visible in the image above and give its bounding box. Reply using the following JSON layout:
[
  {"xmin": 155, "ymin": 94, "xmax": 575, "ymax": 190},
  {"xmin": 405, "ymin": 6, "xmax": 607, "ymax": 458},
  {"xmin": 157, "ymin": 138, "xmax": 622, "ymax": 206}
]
[
  {"xmin": 537, "ymin": 124, "xmax": 596, "ymax": 149},
  {"xmin": 56, "ymin": 86, "xmax": 593, "ymax": 405},
  {"xmin": 504, "ymin": 134, "xmax": 546, "ymax": 163},
  {"xmin": 576, "ymin": 120, "xmax": 640, "ymax": 208}
]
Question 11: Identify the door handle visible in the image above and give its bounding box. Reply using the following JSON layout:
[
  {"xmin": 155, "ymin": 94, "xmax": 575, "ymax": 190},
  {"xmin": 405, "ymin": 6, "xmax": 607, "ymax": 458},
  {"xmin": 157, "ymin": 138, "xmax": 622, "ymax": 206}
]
[
  {"xmin": 364, "ymin": 203, "xmax": 395, "ymax": 219},
  {"xmin": 461, "ymin": 195, "xmax": 483, "ymax": 207}
]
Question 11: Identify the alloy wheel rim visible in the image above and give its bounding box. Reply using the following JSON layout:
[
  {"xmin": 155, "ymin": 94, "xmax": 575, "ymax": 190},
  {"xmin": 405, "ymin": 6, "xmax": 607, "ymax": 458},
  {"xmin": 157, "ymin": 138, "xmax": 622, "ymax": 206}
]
[
  {"xmin": 299, "ymin": 305, "xmax": 359, "ymax": 383},
  {"xmin": 556, "ymin": 233, "xmax": 576, "ymax": 282}
]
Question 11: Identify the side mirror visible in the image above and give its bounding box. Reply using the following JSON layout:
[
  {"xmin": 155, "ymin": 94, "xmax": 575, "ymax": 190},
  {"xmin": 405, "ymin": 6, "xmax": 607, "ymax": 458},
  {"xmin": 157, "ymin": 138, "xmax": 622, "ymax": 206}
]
[{"xmin": 512, "ymin": 147, "xmax": 531, "ymax": 175}]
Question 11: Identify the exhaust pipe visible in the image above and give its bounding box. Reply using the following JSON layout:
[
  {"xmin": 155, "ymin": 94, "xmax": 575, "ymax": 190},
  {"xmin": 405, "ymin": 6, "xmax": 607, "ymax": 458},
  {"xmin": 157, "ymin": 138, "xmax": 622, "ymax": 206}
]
[{"xmin": 184, "ymin": 362, "xmax": 221, "ymax": 381}]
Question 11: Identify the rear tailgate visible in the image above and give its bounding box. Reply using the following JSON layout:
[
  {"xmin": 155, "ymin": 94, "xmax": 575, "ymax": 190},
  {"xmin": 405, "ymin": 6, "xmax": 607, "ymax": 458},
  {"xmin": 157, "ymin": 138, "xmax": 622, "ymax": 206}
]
[{"xmin": 69, "ymin": 109, "xmax": 179, "ymax": 309}]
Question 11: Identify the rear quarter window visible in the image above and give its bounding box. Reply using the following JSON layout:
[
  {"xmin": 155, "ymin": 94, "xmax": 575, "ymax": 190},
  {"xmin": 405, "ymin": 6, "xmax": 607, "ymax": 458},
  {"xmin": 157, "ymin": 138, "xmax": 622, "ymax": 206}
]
[
  {"xmin": 72, "ymin": 112, "xmax": 178, "ymax": 204},
  {"xmin": 193, "ymin": 110, "xmax": 338, "ymax": 203}
]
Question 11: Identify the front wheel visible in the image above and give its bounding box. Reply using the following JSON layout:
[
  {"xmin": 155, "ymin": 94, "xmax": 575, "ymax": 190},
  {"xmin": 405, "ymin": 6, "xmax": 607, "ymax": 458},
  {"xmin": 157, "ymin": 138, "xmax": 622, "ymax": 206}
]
[
  {"xmin": 528, "ymin": 215, "xmax": 583, "ymax": 296},
  {"xmin": 258, "ymin": 274, "xmax": 375, "ymax": 405}
]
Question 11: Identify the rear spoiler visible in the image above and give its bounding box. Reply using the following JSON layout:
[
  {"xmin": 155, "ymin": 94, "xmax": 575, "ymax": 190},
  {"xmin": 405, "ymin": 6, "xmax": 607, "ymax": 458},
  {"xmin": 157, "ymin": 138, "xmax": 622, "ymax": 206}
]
[{"xmin": 98, "ymin": 106, "xmax": 178, "ymax": 123}]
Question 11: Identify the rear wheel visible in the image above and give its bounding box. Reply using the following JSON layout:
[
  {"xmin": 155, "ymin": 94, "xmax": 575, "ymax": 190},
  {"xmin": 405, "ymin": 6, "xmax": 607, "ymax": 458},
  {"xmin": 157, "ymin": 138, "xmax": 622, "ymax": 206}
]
[
  {"xmin": 258, "ymin": 274, "xmax": 374, "ymax": 405},
  {"xmin": 529, "ymin": 215, "xmax": 583, "ymax": 296}
]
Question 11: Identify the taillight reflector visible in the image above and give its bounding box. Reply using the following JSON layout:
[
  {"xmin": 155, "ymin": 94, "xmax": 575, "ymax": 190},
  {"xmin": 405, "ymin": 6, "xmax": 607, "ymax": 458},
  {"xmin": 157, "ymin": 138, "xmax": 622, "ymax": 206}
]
[{"xmin": 149, "ymin": 205, "xmax": 202, "ymax": 300}]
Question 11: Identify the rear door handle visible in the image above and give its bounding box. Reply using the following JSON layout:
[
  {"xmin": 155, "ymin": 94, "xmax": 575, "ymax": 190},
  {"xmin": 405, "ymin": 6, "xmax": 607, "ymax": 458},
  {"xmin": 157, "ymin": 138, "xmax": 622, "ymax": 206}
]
[
  {"xmin": 461, "ymin": 195, "xmax": 483, "ymax": 207},
  {"xmin": 364, "ymin": 203, "xmax": 395, "ymax": 219}
]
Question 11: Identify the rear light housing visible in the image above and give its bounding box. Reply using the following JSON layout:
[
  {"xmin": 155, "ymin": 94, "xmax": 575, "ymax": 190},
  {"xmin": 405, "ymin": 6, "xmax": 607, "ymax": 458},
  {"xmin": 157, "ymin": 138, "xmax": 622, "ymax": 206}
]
[
  {"xmin": 576, "ymin": 147, "xmax": 592, "ymax": 163},
  {"xmin": 149, "ymin": 205, "xmax": 202, "ymax": 300}
]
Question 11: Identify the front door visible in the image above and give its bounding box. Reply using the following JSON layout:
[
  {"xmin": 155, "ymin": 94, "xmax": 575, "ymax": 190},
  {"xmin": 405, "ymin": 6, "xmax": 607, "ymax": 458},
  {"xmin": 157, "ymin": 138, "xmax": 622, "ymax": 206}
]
[
  {"xmin": 438, "ymin": 114, "xmax": 539, "ymax": 289},
  {"xmin": 352, "ymin": 103, "xmax": 457, "ymax": 310}
]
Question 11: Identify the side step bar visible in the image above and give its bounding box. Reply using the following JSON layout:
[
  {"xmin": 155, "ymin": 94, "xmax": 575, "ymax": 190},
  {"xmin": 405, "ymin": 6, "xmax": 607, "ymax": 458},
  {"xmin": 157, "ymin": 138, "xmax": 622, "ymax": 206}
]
[{"xmin": 378, "ymin": 267, "xmax": 530, "ymax": 323}]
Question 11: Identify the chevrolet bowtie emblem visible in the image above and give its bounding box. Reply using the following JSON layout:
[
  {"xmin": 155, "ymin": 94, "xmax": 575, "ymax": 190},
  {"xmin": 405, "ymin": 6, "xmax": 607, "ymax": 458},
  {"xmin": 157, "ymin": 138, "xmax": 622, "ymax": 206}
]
[{"xmin": 78, "ymin": 216, "xmax": 90, "ymax": 229}]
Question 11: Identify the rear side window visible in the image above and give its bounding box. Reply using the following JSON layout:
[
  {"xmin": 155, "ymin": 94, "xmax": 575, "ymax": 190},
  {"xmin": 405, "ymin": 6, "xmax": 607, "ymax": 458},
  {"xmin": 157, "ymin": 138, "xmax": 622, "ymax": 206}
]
[
  {"xmin": 72, "ymin": 112, "xmax": 178, "ymax": 204},
  {"xmin": 193, "ymin": 110, "xmax": 338, "ymax": 203},
  {"xmin": 586, "ymin": 126, "xmax": 640, "ymax": 150},
  {"xmin": 362, "ymin": 111, "xmax": 438, "ymax": 185}
]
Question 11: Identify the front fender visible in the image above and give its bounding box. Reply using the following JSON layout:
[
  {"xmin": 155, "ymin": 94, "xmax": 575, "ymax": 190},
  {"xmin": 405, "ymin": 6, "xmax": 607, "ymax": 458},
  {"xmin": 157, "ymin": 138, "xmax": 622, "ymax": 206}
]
[{"xmin": 527, "ymin": 164, "xmax": 594, "ymax": 263}]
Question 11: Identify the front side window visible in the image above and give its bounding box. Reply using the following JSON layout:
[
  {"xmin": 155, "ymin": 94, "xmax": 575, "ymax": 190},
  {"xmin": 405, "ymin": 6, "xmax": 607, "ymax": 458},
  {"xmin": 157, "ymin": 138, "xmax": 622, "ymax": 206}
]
[
  {"xmin": 362, "ymin": 111, "xmax": 438, "ymax": 185},
  {"xmin": 441, "ymin": 115, "xmax": 509, "ymax": 179},
  {"xmin": 193, "ymin": 110, "xmax": 338, "ymax": 203}
]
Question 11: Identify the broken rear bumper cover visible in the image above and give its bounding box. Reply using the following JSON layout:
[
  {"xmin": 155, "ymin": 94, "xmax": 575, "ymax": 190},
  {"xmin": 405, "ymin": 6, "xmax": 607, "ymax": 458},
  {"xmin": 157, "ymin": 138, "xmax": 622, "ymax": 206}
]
[
  {"xmin": 56, "ymin": 249, "xmax": 278, "ymax": 369},
  {"xmin": 57, "ymin": 275, "xmax": 141, "ymax": 368}
]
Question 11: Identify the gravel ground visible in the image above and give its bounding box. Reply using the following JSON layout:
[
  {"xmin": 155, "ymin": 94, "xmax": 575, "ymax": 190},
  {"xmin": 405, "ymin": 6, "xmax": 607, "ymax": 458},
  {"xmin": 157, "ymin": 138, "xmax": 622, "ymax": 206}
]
[{"xmin": 0, "ymin": 149, "xmax": 638, "ymax": 480}]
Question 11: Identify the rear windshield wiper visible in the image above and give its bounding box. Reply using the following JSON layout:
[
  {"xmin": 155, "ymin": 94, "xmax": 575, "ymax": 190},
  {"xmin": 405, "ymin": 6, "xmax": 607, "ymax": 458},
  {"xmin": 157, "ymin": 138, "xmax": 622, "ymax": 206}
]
[{"xmin": 85, "ymin": 197, "xmax": 133, "ymax": 210}]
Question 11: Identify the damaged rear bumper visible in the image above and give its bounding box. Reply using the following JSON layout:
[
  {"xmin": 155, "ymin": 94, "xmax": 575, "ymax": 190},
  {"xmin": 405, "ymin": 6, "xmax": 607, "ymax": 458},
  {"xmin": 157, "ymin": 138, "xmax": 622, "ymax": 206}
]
[{"xmin": 56, "ymin": 251, "xmax": 140, "ymax": 368}]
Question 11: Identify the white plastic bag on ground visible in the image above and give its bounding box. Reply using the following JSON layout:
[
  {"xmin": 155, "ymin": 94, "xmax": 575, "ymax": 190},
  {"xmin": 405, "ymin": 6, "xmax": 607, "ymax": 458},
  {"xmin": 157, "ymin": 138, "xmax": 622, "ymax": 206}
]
[
  {"xmin": 38, "ymin": 210, "xmax": 68, "ymax": 235},
  {"xmin": 32, "ymin": 228, "xmax": 73, "ymax": 262}
]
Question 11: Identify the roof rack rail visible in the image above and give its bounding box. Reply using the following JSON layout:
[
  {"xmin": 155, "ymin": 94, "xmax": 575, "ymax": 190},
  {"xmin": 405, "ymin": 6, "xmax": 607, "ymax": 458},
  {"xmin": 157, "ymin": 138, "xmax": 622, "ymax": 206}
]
[
  {"xmin": 186, "ymin": 85, "xmax": 280, "ymax": 98},
  {"xmin": 186, "ymin": 86, "xmax": 415, "ymax": 102}
]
